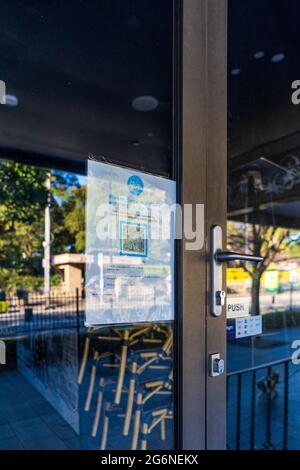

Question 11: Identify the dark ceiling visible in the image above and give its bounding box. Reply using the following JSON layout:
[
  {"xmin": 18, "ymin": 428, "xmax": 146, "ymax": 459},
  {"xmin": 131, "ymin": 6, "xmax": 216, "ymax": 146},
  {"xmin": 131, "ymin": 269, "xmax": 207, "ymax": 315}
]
[
  {"xmin": 0, "ymin": 0, "xmax": 173, "ymax": 176},
  {"xmin": 229, "ymin": 0, "xmax": 300, "ymax": 162},
  {"xmin": 228, "ymin": 0, "xmax": 300, "ymax": 226},
  {"xmin": 1, "ymin": 1, "xmax": 300, "ymax": 180}
]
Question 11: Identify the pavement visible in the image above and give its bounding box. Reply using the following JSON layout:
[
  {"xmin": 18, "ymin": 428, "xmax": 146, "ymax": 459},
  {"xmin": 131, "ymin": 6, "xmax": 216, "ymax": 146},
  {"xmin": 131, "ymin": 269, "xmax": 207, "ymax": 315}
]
[{"xmin": 0, "ymin": 335, "xmax": 173, "ymax": 451}]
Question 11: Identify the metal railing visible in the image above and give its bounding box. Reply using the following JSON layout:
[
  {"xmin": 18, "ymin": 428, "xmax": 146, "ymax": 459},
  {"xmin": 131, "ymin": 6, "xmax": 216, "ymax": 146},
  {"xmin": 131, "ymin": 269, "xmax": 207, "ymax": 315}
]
[
  {"xmin": 227, "ymin": 357, "xmax": 293, "ymax": 450},
  {"xmin": 0, "ymin": 290, "xmax": 85, "ymax": 337}
]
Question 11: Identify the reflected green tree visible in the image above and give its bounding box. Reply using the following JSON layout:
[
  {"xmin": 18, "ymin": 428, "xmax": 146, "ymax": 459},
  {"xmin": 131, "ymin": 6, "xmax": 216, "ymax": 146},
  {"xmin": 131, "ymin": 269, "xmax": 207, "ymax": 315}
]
[
  {"xmin": 227, "ymin": 222, "xmax": 291, "ymax": 315},
  {"xmin": 0, "ymin": 161, "xmax": 85, "ymax": 291}
]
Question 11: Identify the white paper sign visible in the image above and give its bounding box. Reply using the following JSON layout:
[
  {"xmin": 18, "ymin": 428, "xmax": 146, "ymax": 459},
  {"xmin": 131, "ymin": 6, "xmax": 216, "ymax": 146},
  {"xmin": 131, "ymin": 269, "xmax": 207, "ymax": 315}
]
[
  {"xmin": 235, "ymin": 316, "xmax": 262, "ymax": 339},
  {"xmin": 85, "ymin": 159, "xmax": 176, "ymax": 325},
  {"xmin": 226, "ymin": 297, "xmax": 250, "ymax": 318}
]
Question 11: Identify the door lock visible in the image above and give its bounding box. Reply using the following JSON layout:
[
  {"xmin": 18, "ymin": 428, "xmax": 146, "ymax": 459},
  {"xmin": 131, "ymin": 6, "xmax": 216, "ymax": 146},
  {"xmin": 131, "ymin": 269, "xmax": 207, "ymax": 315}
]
[
  {"xmin": 216, "ymin": 290, "xmax": 226, "ymax": 307},
  {"xmin": 209, "ymin": 353, "xmax": 225, "ymax": 377}
]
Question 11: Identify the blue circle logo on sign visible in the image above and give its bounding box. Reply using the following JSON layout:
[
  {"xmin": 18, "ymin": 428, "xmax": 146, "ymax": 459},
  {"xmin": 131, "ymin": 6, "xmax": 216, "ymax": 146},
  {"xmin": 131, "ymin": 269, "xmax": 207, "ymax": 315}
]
[{"xmin": 127, "ymin": 175, "xmax": 144, "ymax": 196}]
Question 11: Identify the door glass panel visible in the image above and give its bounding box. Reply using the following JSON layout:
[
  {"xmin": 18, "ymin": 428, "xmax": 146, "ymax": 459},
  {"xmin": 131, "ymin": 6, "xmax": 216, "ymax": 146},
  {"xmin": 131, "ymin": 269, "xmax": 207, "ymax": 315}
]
[
  {"xmin": 0, "ymin": 0, "xmax": 175, "ymax": 450},
  {"xmin": 227, "ymin": 0, "xmax": 300, "ymax": 450}
]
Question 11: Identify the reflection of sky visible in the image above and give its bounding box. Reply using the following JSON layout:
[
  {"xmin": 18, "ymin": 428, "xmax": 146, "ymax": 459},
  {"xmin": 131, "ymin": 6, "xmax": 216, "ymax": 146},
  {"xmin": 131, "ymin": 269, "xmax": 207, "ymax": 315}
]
[
  {"xmin": 77, "ymin": 175, "xmax": 87, "ymax": 186},
  {"xmin": 53, "ymin": 173, "xmax": 86, "ymax": 206}
]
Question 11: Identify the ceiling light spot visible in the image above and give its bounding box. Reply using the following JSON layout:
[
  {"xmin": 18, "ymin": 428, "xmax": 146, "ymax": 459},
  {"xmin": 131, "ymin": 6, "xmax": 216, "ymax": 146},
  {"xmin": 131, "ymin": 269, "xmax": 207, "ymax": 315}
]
[
  {"xmin": 271, "ymin": 53, "xmax": 285, "ymax": 63},
  {"xmin": 231, "ymin": 68, "xmax": 241, "ymax": 76},
  {"xmin": 5, "ymin": 94, "xmax": 18, "ymax": 106},
  {"xmin": 254, "ymin": 51, "xmax": 265, "ymax": 59},
  {"xmin": 132, "ymin": 96, "xmax": 159, "ymax": 112},
  {"xmin": 131, "ymin": 140, "xmax": 142, "ymax": 147}
]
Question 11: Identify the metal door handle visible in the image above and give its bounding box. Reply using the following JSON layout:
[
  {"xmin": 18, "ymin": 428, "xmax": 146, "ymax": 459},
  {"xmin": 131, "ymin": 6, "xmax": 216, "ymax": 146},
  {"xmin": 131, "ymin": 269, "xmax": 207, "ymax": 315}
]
[
  {"xmin": 210, "ymin": 225, "xmax": 263, "ymax": 317},
  {"xmin": 215, "ymin": 250, "xmax": 263, "ymax": 264}
]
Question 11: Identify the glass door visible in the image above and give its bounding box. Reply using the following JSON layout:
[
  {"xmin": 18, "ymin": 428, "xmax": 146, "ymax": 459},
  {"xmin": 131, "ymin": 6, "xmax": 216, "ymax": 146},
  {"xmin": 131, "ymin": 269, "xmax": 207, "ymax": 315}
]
[
  {"xmin": 0, "ymin": 0, "xmax": 229, "ymax": 452},
  {"xmin": 0, "ymin": 0, "xmax": 179, "ymax": 451},
  {"xmin": 227, "ymin": 0, "xmax": 300, "ymax": 450}
]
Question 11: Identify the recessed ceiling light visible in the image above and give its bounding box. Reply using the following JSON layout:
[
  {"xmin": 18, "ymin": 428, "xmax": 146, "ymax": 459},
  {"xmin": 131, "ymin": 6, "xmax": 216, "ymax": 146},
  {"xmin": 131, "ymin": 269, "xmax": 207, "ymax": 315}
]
[
  {"xmin": 132, "ymin": 96, "xmax": 159, "ymax": 112},
  {"xmin": 271, "ymin": 53, "xmax": 285, "ymax": 63},
  {"xmin": 254, "ymin": 51, "xmax": 265, "ymax": 59},
  {"xmin": 5, "ymin": 94, "xmax": 18, "ymax": 106},
  {"xmin": 131, "ymin": 140, "xmax": 142, "ymax": 147},
  {"xmin": 231, "ymin": 68, "xmax": 241, "ymax": 76}
]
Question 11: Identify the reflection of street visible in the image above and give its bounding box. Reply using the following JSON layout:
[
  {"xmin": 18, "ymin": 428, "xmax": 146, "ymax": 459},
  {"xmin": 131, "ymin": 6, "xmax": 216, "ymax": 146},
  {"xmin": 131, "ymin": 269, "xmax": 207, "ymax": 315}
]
[
  {"xmin": 0, "ymin": 310, "xmax": 83, "ymax": 337},
  {"xmin": 228, "ymin": 324, "xmax": 300, "ymax": 450},
  {"xmin": 259, "ymin": 291, "xmax": 300, "ymax": 313},
  {"xmin": 227, "ymin": 360, "xmax": 300, "ymax": 450},
  {"xmin": 228, "ymin": 324, "xmax": 300, "ymax": 373},
  {"xmin": 228, "ymin": 290, "xmax": 300, "ymax": 314},
  {"xmin": 228, "ymin": 287, "xmax": 300, "ymax": 448}
]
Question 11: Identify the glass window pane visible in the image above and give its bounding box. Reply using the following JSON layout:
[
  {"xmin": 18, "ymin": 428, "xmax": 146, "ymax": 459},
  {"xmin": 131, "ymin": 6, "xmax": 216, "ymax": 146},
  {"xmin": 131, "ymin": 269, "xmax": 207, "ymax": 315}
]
[
  {"xmin": 228, "ymin": 0, "xmax": 300, "ymax": 450},
  {"xmin": 0, "ymin": 0, "xmax": 174, "ymax": 451}
]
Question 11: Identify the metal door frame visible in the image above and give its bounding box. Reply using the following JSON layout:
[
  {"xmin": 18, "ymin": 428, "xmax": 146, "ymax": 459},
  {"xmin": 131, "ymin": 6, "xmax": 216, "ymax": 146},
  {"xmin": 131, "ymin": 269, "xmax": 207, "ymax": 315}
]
[{"xmin": 177, "ymin": 0, "xmax": 227, "ymax": 450}]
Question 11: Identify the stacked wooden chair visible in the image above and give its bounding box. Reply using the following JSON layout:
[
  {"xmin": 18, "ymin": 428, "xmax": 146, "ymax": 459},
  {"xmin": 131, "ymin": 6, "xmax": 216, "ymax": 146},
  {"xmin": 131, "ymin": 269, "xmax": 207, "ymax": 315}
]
[{"xmin": 77, "ymin": 324, "xmax": 173, "ymax": 450}]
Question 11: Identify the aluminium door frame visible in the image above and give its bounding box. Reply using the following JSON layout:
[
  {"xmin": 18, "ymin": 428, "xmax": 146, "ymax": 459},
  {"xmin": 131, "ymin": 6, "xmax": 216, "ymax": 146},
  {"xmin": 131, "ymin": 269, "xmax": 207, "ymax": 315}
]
[{"xmin": 178, "ymin": 0, "xmax": 227, "ymax": 450}]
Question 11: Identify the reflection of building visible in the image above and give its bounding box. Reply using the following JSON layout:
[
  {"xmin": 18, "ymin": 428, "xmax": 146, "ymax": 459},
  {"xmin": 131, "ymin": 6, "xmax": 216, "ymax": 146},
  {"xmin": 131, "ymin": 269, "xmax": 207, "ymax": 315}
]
[{"xmin": 52, "ymin": 254, "xmax": 85, "ymax": 295}]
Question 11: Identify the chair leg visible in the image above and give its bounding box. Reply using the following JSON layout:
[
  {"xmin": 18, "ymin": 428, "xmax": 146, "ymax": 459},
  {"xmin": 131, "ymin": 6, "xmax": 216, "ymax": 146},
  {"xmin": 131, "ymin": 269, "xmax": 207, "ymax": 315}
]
[
  {"xmin": 131, "ymin": 392, "xmax": 142, "ymax": 450},
  {"xmin": 91, "ymin": 378, "xmax": 104, "ymax": 437},
  {"xmin": 123, "ymin": 362, "xmax": 137, "ymax": 436},
  {"xmin": 77, "ymin": 337, "xmax": 90, "ymax": 384},
  {"xmin": 160, "ymin": 417, "xmax": 166, "ymax": 441},
  {"xmin": 100, "ymin": 404, "xmax": 110, "ymax": 450},
  {"xmin": 85, "ymin": 354, "xmax": 98, "ymax": 411},
  {"xmin": 141, "ymin": 423, "xmax": 148, "ymax": 450},
  {"xmin": 115, "ymin": 329, "xmax": 129, "ymax": 405}
]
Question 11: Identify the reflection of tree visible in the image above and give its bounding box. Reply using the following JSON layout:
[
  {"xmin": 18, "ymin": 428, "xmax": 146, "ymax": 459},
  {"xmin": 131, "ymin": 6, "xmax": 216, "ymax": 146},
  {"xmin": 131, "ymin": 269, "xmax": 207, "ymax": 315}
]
[
  {"xmin": 228, "ymin": 222, "xmax": 291, "ymax": 315},
  {"xmin": 0, "ymin": 161, "xmax": 84, "ymax": 290}
]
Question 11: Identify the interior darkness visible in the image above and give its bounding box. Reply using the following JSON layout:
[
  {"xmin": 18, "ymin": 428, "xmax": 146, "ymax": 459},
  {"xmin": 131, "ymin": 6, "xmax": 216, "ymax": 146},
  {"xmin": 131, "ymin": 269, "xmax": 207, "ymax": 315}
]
[
  {"xmin": 228, "ymin": 0, "xmax": 300, "ymax": 224},
  {"xmin": 229, "ymin": 0, "xmax": 300, "ymax": 159},
  {"xmin": 0, "ymin": 0, "xmax": 173, "ymax": 176},
  {"xmin": 2, "ymin": 1, "xmax": 299, "ymax": 181}
]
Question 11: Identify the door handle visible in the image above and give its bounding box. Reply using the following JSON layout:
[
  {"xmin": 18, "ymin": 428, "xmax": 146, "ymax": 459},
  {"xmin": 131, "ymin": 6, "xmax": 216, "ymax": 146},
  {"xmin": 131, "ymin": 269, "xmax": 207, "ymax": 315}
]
[
  {"xmin": 210, "ymin": 225, "xmax": 263, "ymax": 317},
  {"xmin": 215, "ymin": 250, "xmax": 263, "ymax": 264}
]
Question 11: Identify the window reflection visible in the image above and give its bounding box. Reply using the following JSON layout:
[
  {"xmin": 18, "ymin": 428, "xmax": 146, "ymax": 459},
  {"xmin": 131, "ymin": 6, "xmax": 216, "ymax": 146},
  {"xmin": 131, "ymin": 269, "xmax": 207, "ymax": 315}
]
[
  {"xmin": 0, "ymin": 0, "xmax": 174, "ymax": 451},
  {"xmin": 0, "ymin": 159, "xmax": 174, "ymax": 450},
  {"xmin": 228, "ymin": 0, "xmax": 300, "ymax": 451}
]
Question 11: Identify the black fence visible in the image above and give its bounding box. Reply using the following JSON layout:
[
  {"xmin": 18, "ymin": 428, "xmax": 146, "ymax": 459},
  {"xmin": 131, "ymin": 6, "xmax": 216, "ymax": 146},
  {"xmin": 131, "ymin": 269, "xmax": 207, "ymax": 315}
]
[
  {"xmin": 227, "ymin": 358, "xmax": 299, "ymax": 450},
  {"xmin": 0, "ymin": 291, "xmax": 85, "ymax": 337}
]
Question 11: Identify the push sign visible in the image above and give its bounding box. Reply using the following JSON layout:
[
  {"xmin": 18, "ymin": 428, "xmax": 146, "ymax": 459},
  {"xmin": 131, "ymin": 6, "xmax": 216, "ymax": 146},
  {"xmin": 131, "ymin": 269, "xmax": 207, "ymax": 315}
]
[{"xmin": 226, "ymin": 297, "xmax": 250, "ymax": 318}]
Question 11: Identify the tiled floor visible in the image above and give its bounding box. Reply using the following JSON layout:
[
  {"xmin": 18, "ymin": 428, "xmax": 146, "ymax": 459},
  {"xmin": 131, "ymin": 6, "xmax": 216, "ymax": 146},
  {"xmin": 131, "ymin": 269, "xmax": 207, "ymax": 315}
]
[
  {"xmin": 0, "ymin": 370, "xmax": 80, "ymax": 450},
  {"xmin": 0, "ymin": 367, "xmax": 173, "ymax": 450}
]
